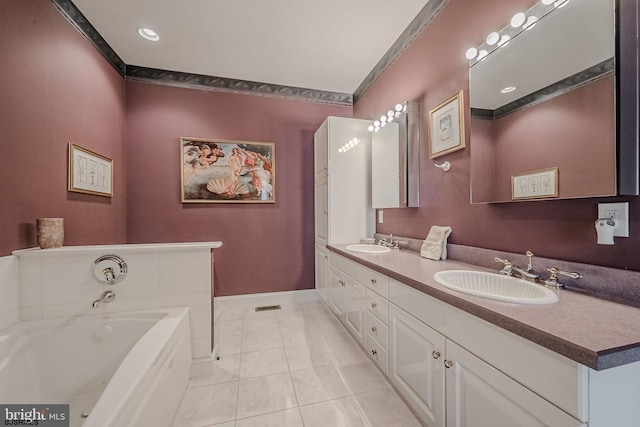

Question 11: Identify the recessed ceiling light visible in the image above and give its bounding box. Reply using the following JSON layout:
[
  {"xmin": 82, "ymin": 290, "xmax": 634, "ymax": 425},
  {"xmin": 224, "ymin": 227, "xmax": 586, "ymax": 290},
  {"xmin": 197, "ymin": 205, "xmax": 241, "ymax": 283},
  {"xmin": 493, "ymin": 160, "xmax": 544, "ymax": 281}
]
[
  {"xmin": 137, "ymin": 28, "xmax": 159, "ymax": 41},
  {"xmin": 501, "ymin": 86, "xmax": 517, "ymax": 94}
]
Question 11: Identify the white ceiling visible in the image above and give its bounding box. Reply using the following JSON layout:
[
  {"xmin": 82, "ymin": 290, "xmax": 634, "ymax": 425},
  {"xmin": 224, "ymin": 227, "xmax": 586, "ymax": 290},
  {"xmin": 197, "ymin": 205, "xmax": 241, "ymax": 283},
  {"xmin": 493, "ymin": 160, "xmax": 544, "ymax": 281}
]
[{"xmin": 73, "ymin": 0, "xmax": 429, "ymax": 94}]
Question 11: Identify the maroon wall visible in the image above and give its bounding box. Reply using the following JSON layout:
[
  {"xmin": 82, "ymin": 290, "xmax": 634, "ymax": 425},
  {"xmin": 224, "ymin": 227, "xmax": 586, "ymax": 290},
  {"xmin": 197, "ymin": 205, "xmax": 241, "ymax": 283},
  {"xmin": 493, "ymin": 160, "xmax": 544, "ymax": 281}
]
[
  {"xmin": 354, "ymin": 0, "xmax": 640, "ymax": 271},
  {"xmin": 0, "ymin": 0, "xmax": 127, "ymax": 256},
  {"xmin": 125, "ymin": 81, "xmax": 351, "ymax": 296}
]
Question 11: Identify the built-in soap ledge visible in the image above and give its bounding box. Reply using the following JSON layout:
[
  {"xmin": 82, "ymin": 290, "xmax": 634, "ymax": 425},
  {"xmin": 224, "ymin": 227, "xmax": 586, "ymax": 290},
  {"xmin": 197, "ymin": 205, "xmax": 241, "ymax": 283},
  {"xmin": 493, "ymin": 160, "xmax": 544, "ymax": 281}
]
[
  {"xmin": 374, "ymin": 233, "xmax": 640, "ymax": 307},
  {"xmin": 12, "ymin": 241, "xmax": 223, "ymax": 257}
]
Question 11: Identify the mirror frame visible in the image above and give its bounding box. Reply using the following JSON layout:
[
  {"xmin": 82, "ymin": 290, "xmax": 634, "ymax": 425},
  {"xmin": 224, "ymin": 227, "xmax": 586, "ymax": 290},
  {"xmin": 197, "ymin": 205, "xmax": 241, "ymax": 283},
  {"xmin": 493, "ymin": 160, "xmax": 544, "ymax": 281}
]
[{"xmin": 617, "ymin": 0, "xmax": 639, "ymax": 195}]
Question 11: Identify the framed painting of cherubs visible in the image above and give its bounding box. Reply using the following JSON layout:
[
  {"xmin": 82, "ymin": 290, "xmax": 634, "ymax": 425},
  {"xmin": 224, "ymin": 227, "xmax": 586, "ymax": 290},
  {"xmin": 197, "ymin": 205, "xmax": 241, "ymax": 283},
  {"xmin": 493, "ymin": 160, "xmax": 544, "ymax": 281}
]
[{"xmin": 180, "ymin": 137, "xmax": 275, "ymax": 203}]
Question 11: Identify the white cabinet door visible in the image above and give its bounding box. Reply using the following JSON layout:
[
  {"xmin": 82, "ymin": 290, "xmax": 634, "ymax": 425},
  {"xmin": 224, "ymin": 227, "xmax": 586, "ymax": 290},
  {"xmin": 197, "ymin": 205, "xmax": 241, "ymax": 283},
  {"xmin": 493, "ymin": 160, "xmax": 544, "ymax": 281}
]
[
  {"xmin": 315, "ymin": 245, "xmax": 329, "ymax": 303},
  {"xmin": 327, "ymin": 266, "xmax": 344, "ymax": 319},
  {"xmin": 389, "ymin": 304, "xmax": 445, "ymax": 427},
  {"xmin": 314, "ymin": 176, "xmax": 328, "ymax": 245},
  {"xmin": 445, "ymin": 340, "xmax": 586, "ymax": 427},
  {"xmin": 344, "ymin": 275, "xmax": 366, "ymax": 344}
]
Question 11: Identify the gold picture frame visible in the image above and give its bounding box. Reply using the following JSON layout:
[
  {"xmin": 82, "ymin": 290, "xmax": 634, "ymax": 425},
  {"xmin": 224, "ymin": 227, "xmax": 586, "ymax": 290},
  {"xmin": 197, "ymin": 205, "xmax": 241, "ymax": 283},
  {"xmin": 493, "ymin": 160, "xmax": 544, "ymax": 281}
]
[
  {"xmin": 180, "ymin": 137, "xmax": 275, "ymax": 203},
  {"xmin": 428, "ymin": 91, "xmax": 466, "ymax": 159},
  {"xmin": 512, "ymin": 167, "xmax": 559, "ymax": 200},
  {"xmin": 67, "ymin": 143, "xmax": 113, "ymax": 197}
]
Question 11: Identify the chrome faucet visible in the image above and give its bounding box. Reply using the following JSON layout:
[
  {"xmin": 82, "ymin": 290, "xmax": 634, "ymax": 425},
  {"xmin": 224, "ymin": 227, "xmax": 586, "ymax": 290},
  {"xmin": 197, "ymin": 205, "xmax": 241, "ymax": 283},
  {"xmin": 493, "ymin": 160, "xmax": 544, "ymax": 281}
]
[
  {"xmin": 378, "ymin": 234, "xmax": 408, "ymax": 249},
  {"xmin": 378, "ymin": 234, "xmax": 395, "ymax": 248},
  {"xmin": 92, "ymin": 290, "xmax": 116, "ymax": 308},
  {"xmin": 495, "ymin": 251, "xmax": 540, "ymax": 282}
]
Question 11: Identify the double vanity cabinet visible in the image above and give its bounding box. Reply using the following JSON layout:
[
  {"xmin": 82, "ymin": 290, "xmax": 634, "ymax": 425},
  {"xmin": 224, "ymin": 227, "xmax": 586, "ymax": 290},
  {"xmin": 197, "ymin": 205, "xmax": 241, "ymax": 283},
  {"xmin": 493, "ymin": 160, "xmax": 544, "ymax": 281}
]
[{"xmin": 316, "ymin": 247, "xmax": 640, "ymax": 427}]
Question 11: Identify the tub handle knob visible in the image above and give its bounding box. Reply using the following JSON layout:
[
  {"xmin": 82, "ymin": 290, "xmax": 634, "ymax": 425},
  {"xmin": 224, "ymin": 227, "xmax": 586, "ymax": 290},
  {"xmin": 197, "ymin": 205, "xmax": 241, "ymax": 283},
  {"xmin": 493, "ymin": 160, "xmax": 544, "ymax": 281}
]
[{"xmin": 94, "ymin": 255, "xmax": 128, "ymax": 285}]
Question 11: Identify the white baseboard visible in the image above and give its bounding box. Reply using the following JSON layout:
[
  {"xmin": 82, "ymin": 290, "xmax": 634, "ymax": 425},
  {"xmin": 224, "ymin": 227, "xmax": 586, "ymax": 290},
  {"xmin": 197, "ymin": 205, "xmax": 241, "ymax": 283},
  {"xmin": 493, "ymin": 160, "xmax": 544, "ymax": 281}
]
[
  {"xmin": 190, "ymin": 356, "xmax": 214, "ymax": 378},
  {"xmin": 214, "ymin": 289, "xmax": 319, "ymax": 311}
]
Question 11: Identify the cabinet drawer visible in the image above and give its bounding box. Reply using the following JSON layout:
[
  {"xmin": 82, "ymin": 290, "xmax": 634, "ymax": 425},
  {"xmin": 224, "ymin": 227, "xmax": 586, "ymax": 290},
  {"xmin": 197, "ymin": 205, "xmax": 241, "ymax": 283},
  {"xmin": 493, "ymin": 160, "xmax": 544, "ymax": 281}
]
[
  {"xmin": 366, "ymin": 333, "xmax": 388, "ymax": 375},
  {"xmin": 366, "ymin": 289, "xmax": 388, "ymax": 325},
  {"xmin": 366, "ymin": 311, "xmax": 388, "ymax": 350},
  {"xmin": 329, "ymin": 253, "xmax": 365, "ymax": 282},
  {"xmin": 363, "ymin": 268, "xmax": 388, "ymax": 298}
]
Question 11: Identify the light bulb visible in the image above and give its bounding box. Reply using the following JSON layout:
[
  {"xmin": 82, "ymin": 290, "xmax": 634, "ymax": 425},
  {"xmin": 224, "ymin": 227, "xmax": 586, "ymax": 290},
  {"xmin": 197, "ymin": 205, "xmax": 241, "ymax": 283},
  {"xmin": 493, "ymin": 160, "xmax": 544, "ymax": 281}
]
[
  {"xmin": 498, "ymin": 35, "xmax": 511, "ymax": 47},
  {"xmin": 354, "ymin": 139, "xmax": 360, "ymax": 145},
  {"xmin": 486, "ymin": 32, "xmax": 500, "ymax": 46},
  {"xmin": 374, "ymin": 127, "xmax": 380, "ymax": 132},
  {"xmin": 380, "ymin": 115, "xmax": 387, "ymax": 122},
  {"xmin": 395, "ymin": 104, "xmax": 403, "ymax": 112},
  {"xmin": 387, "ymin": 110, "xmax": 394, "ymax": 117},
  {"xmin": 381, "ymin": 121, "xmax": 386, "ymax": 127},
  {"xmin": 501, "ymin": 86, "xmax": 516, "ymax": 94},
  {"xmin": 555, "ymin": 0, "xmax": 569, "ymax": 7},
  {"xmin": 542, "ymin": 0, "xmax": 554, "ymax": 4},
  {"xmin": 477, "ymin": 50, "xmax": 488, "ymax": 61},
  {"xmin": 465, "ymin": 47, "xmax": 478, "ymax": 60},
  {"xmin": 374, "ymin": 120, "xmax": 380, "ymax": 127},
  {"xmin": 523, "ymin": 16, "xmax": 538, "ymax": 30},
  {"xmin": 510, "ymin": 12, "xmax": 526, "ymax": 28},
  {"xmin": 368, "ymin": 125, "xmax": 374, "ymax": 132}
]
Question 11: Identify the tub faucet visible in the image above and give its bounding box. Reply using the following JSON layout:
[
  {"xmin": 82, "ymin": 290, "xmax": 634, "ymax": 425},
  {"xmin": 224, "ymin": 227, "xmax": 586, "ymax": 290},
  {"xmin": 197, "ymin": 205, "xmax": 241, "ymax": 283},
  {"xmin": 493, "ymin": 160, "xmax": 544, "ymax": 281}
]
[{"xmin": 92, "ymin": 290, "xmax": 116, "ymax": 308}]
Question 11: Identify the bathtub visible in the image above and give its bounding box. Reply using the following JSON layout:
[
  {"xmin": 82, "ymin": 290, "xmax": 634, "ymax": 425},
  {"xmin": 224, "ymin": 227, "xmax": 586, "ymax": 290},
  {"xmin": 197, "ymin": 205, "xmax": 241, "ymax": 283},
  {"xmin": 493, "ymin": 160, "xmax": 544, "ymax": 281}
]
[{"xmin": 0, "ymin": 307, "xmax": 192, "ymax": 427}]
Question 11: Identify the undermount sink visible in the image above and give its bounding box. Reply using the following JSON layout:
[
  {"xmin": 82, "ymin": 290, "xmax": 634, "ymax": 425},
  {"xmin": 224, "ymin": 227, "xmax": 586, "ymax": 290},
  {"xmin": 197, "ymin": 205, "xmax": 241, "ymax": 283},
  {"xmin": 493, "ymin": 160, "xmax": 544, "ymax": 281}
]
[
  {"xmin": 345, "ymin": 244, "xmax": 391, "ymax": 254},
  {"xmin": 433, "ymin": 270, "xmax": 558, "ymax": 305}
]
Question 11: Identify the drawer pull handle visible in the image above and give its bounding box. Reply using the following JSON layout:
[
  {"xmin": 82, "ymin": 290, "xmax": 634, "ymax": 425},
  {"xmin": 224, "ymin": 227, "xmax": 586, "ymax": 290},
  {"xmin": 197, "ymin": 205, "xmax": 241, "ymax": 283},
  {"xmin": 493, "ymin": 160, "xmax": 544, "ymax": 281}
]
[
  {"xmin": 371, "ymin": 278, "xmax": 377, "ymax": 284},
  {"xmin": 444, "ymin": 360, "xmax": 454, "ymax": 369},
  {"xmin": 371, "ymin": 302, "xmax": 377, "ymax": 309},
  {"xmin": 371, "ymin": 349, "xmax": 378, "ymax": 359},
  {"xmin": 371, "ymin": 326, "xmax": 377, "ymax": 333},
  {"xmin": 432, "ymin": 351, "xmax": 441, "ymax": 360}
]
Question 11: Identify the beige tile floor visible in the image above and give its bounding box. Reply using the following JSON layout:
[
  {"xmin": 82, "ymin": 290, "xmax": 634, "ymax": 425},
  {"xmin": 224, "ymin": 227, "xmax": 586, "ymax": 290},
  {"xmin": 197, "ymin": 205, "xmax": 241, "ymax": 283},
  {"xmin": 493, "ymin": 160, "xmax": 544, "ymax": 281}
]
[{"xmin": 172, "ymin": 300, "xmax": 423, "ymax": 427}]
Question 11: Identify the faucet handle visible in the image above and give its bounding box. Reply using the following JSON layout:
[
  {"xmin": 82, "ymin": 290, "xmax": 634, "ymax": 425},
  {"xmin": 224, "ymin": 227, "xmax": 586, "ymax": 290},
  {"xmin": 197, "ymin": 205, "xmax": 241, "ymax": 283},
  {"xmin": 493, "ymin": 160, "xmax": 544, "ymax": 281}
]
[
  {"xmin": 544, "ymin": 267, "xmax": 582, "ymax": 289},
  {"xmin": 494, "ymin": 257, "xmax": 513, "ymax": 275},
  {"xmin": 494, "ymin": 257, "xmax": 511, "ymax": 266}
]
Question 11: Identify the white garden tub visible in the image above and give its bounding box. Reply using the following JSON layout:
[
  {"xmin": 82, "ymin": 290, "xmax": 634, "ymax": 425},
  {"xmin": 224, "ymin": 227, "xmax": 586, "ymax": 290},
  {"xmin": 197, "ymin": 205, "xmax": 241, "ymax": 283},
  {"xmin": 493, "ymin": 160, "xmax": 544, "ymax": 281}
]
[{"xmin": 0, "ymin": 307, "xmax": 192, "ymax": 427}]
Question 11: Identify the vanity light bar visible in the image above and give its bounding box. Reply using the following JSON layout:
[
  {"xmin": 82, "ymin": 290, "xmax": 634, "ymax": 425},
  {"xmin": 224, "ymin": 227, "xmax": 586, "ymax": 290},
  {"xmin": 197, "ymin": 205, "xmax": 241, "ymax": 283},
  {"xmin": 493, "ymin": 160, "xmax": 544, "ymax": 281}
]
[
  {"xmin": 368, "ymin": 103, "xmax": 405, "ymax": 132},
  {"xmin": 464, "ymin": 0, "xmax": 570, "ymax": 66}
]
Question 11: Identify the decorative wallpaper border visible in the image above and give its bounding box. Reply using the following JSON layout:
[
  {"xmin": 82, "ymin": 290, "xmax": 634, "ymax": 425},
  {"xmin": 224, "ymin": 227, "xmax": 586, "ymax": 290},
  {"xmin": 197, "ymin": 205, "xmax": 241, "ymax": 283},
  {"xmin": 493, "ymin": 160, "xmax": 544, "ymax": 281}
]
[
  {"xmin": 51, "ymin": 0, "xmax": 444, "ymax": 105},
  {"xmin": 471, "ymin": 58, "xmax": 615, "ymax": 120},
  {"xmin": 50, "ymin": 0, "xmax": 126, "ymax": 76},
  {"xmin": 353, "ymin": 0, "xmax": 450, "ymax": 104},
  {"xmin": 126, "ymin": 66, "xmax": 353, "ymax": 105}
]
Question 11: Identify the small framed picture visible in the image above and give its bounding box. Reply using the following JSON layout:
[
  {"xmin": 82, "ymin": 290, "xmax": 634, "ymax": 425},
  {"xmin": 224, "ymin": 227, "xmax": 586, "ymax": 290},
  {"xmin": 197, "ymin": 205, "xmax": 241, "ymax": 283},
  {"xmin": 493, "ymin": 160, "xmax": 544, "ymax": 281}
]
[
  {"xmin": 68, "ymin": 143, "xmax": 113, "ymax": 197},
  {"xmin": 429, "ymin": 91, "xmax": 465, "ymax": 159},
  {"xmin": 512, "ymin": 167, "xmax": 558, "ymax": 200}
]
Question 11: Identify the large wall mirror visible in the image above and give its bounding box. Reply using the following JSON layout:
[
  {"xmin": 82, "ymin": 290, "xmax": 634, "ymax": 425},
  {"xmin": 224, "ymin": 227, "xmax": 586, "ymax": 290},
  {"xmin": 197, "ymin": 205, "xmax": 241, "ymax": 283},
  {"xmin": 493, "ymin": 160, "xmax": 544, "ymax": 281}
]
[{"xmin": 469, "ymin": 0, "xmax": 638, "ymax": 203}]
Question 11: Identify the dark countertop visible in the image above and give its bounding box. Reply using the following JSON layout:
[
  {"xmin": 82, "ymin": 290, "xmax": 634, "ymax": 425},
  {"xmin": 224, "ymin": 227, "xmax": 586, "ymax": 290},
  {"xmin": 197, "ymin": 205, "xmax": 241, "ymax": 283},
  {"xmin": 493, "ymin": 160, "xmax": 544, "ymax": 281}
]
[{"xmin": 328, "ymin": 244, "xmax": 640, "ymax": 370}]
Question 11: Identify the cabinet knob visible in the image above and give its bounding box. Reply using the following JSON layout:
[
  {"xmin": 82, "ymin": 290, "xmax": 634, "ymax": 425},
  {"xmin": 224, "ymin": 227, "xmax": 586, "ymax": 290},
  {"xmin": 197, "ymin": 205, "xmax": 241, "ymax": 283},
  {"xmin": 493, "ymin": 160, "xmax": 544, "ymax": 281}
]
[
  {"xmin": 432, "ymin": 351, "xmax": 441, "ymax": 360},
  {"xmin": 371, "ymin": 278, "xmax": 377, "ymax": 284},
  {"xmin": 339, "ymin": 280, "xmax": 345, "ymax": 286},
  {"xmin": 444, "ymin": 360, "xmax": 454, "ymax": 369},
  {"xmin": 371, "ymin": 349, "xmax": 378, "ymax": 359},
  {"xmin": 371, "ymin": 326, "xmax": 377, "ymax": 333},
  {"xmin": 371, "ymin": 302, "xmax": 377, "ymax": 309}
]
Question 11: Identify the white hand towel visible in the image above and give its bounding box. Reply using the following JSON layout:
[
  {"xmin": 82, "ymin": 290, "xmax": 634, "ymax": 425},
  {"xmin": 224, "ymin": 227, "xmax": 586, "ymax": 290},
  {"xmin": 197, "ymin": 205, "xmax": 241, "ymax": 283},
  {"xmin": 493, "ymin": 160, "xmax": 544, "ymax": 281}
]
[{"xmin": 420, "ymin": 226, "xmax": 453, "ymax": 260}]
